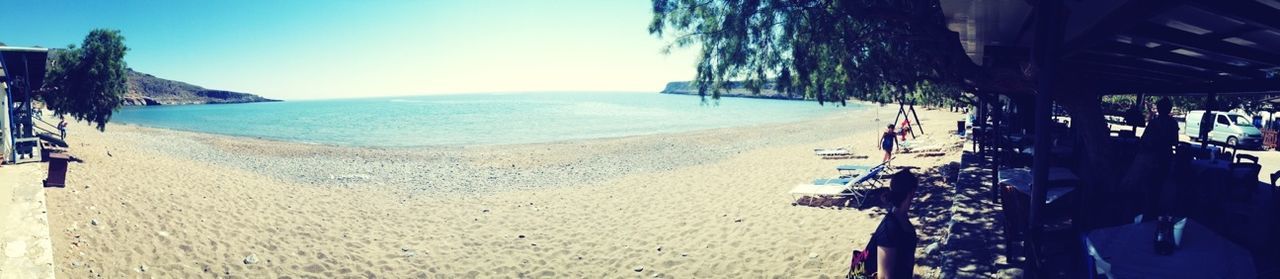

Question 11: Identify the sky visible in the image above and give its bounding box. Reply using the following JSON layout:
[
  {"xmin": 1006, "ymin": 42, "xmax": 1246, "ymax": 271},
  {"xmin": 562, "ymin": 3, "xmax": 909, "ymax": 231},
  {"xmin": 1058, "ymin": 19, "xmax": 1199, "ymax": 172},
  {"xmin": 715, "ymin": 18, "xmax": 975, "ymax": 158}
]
[{"xmin": 0, "ymin": 0, "xmax": 699, "ymax": 100}]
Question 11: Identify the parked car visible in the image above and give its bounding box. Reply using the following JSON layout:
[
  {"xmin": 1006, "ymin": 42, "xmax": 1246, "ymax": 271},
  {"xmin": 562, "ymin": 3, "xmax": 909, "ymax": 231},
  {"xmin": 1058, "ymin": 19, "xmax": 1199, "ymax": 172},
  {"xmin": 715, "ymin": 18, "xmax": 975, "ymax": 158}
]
[{"xmin": 1184, "ymin": 110, "xmax": 1263, "ymax": 149}]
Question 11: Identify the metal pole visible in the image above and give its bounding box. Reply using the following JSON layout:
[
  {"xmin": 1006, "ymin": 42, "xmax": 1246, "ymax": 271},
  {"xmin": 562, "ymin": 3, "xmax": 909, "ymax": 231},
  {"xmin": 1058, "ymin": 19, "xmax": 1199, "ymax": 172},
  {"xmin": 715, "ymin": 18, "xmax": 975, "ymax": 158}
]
[
  {"xmin": 993, "ymin": 98, "xmax": 1002, "ymax": 200},
  {"xmin": 1030, "ymin": 0, "xmax": 1065, "ymax": 269}
]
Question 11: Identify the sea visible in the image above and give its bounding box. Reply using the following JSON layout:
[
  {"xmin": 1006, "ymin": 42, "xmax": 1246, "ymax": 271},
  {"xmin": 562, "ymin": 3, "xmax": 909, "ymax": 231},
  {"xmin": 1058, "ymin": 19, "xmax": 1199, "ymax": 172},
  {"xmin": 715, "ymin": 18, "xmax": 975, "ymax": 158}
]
[{"xmin": 113, "ymin": 92, "xmax": 858, "ymax": 147}]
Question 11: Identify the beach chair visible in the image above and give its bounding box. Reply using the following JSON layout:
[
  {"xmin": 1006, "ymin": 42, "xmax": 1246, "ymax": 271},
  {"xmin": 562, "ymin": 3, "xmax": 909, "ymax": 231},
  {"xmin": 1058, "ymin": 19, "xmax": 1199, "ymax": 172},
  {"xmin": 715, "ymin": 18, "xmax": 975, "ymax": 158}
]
[
  {"xmin": 814, "ymin": 148, "xmax": 854, "ymax": 159},
  {"xmin": 837, "ymin": 159, "xmax": 894, "ymax": 181},
  {"xmin": 899, "ymin": 141, "xmax": 940, "ymax": 153},
  {"xmin": 836, "ymin": 164, "xmax": 872, "ymax": 177},
  {"xmin": 789, "ymin": 163, "xmax": 890, "ymax": 206}
]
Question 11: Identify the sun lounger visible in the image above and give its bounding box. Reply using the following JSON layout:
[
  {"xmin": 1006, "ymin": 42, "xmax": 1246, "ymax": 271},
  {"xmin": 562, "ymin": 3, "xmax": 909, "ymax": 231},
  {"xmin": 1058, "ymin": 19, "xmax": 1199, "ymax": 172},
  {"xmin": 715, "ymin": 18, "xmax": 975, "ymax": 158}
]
[
  {"xmin": 813, "ymin": 177, "xmax": 853, "ymax": 185},
  {"xmin": 836, "ymin": 164, "xmax": 872, "ymax": 177},
  {"xmin": 790, "ymin": 163, "xmax": 890, "ymax": 206},
  {"xmin": 899, "ymin": 141, "xmax": 944, "ymax": 154},
  {"xmin": 918, "ymin": 151, "xmax": 947, "ymax": 157},
  {"xmin": 815, "ymin": 148, "xmax": 850, "ymax": 155},
  {"xmin": 814, "ymin": 148, "xmax": 854, "ymax": 159}
]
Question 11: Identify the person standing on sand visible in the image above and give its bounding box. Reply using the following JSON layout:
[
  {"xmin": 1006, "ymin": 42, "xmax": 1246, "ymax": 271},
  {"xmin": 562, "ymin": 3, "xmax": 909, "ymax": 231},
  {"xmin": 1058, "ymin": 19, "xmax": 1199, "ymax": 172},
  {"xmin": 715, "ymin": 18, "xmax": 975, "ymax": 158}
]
[
  {"xmin": 58, "ymin": 117, "xmax": 67, "ymax": 139},
  {"xmin": 873, "ymin": 170, "xmax": 919, "ymax": 279},
  {"xmin": 880, "ymin": 124, "xmax": 896, "ymax": 162}
]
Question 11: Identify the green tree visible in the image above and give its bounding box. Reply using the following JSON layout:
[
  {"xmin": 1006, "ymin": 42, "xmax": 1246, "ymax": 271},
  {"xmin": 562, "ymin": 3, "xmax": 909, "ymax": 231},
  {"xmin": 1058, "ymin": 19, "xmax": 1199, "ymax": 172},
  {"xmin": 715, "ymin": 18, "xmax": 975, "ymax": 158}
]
[
  {"xmin": 649, "ymin": 0, "xmax": 973, "ymax": 106},
  {"xmin": 42, "ymin": 29, "xmax": 129, "ymax": 131}
]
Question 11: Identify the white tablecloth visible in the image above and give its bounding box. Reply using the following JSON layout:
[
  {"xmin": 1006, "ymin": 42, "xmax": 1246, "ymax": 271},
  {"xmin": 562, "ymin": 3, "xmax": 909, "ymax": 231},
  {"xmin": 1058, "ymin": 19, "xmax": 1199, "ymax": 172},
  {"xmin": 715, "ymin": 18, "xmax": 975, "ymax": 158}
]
[
  {"xmin": 1188, "ymin": 159, "xmax": 1230, "ymax": 173},
  {"xmin": 1019, "ymin": 145, "xmax": 1074, "ymax": 157},
  {"xmin": 1086, "ymin": 219, "xmax": 1256, "ymax": 279},
  {"xmin": 997, "ymin": 168, "xmax": 1079, "ymax": 204}
]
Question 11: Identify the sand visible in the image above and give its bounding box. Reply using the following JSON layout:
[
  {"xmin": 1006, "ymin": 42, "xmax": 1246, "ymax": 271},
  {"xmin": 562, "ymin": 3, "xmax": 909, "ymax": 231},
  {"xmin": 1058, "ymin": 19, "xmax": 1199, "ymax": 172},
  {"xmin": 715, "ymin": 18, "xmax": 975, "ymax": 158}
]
[{"xmin": 43, "ymin": 103, "xmax": 966, "ymax": 278}]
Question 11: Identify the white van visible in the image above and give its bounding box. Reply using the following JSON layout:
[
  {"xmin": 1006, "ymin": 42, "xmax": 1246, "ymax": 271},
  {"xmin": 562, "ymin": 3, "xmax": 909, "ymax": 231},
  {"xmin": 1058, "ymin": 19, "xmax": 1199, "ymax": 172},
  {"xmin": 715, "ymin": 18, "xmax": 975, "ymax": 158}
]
[{"xmin": 1184, "ymin": 110, "xmax": 1263, "ymax": 149}]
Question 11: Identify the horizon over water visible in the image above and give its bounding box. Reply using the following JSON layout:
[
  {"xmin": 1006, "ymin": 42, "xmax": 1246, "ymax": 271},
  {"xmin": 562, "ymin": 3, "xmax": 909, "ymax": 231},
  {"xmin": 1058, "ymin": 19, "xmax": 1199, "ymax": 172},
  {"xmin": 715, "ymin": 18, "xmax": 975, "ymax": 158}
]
[{"xmin": 113, "ymin": 92, "xmax": 860, "ymax": 147}]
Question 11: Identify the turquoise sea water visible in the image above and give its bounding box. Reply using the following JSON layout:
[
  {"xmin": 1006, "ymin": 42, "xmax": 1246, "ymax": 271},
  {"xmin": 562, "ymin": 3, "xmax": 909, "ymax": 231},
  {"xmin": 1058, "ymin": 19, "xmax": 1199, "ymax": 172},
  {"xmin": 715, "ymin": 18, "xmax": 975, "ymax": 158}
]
[{"xmin": 113, "ymin": 92, "xmax": 857, "ymax": 146}]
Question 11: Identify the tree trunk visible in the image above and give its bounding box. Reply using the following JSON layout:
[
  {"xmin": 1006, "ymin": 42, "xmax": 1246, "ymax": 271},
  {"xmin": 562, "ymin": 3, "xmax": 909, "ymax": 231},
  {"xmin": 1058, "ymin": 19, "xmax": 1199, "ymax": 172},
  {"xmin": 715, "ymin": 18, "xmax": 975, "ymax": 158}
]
[{"xmin": 1054, "ymin": 84, "xmax": 1118, "ymax": 228}]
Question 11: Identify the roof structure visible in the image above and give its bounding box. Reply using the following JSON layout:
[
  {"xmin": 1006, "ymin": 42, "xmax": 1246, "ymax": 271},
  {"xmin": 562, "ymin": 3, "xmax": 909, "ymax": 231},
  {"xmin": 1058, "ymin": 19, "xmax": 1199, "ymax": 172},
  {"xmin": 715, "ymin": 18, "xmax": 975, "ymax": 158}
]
[
  {"xmin": 944, "ymin": 0, "xmax": 1280, "ymax": 96},
  {"xmin": 0, "ymin": 46, "xmax": 50, "ymax": 99}
]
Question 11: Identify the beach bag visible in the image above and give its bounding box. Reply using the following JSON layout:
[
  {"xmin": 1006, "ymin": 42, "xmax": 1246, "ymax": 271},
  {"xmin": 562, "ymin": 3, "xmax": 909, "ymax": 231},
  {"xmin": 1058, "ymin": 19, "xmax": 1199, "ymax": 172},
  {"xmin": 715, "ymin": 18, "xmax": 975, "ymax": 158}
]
[{"xmin": 846, "ymin": 243, "xmax": 877, "ymax": 279}]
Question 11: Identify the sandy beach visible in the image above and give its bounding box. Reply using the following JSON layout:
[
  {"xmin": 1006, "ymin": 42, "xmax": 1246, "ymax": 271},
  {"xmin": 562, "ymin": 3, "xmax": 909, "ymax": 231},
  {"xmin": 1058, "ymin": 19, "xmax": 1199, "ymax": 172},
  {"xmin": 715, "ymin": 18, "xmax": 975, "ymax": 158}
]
[{"xmin": 43, "ymin": 104, "xmax": 966, "ymax": 278}]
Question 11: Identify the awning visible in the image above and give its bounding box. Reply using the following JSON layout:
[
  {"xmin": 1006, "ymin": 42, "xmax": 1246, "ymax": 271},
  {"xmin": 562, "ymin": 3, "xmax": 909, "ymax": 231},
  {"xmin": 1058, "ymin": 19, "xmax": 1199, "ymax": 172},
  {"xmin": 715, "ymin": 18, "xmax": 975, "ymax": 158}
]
[{"xmin": 0, "ymin": 46, "xmax": 50, "ymax": 99}]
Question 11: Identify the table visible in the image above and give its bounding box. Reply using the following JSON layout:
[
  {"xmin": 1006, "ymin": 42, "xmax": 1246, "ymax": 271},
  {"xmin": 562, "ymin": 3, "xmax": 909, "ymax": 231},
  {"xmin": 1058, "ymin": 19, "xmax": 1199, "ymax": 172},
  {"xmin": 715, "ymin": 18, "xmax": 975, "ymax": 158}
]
[
  {"xmin": 1188, "ymin": 159, "xmax": 1229, "ymax": 173},
  {"xmin": 1019, "ymin": 145, "xmax": 1074, "ymax": 157},
  {"xmin": 997, "ymin": 168, "xmax": 1078, "ymax": 204},
  {"xmin": 1086, "ymin": 219, "xmax": 1256, "ymax": 278},
  {"xmin": 1183, "ymin": 144, "xmax": 1225, "ymax": 160}
]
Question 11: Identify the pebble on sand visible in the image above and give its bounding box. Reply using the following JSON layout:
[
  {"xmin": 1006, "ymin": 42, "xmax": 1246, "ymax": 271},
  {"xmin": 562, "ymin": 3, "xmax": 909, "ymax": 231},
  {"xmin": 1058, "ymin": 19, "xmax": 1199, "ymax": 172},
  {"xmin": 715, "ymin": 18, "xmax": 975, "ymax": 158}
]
[
  {"xmin": 90, "ymin": 219, "xmax": 99, "ymax": 226},
  {"xmin": 634, "ymin": 266, "xmax": 645, "ymax": 272},
  {"xmin": 243, "ymin": 254, "xmax": 258, "ymax": 265}
]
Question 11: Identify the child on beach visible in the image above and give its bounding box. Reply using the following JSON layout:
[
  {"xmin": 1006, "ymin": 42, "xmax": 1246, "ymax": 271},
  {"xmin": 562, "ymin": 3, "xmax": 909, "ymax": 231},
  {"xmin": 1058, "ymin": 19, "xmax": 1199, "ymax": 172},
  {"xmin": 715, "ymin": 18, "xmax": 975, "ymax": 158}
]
[
  {"xmin": 898, "ymin": 119, "xmax": 911, "ymax": 140},
  {"xmin": 880, "ymin": 124, "xmax": 896, "ymax": 162}
]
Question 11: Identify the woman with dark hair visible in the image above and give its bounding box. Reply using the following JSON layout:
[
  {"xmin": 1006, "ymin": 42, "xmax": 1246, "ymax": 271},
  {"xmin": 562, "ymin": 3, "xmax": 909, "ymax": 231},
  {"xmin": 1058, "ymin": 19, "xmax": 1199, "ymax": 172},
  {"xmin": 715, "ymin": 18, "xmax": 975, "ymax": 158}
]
[
  {"xmin": 872, "ymin": 170, "xmax": 919, "ymax": 279},
  {"xmin": 880, "ymin": 124, "xmax": 896, "ymax": 162}
]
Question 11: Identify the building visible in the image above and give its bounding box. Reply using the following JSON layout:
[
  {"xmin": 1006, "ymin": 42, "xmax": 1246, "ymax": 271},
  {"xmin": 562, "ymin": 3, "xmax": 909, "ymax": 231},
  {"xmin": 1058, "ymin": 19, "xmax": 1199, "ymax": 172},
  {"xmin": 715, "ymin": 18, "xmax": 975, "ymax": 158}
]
[{"xmin": 0, "ymin": 46, "xmax": 50, "ymax": 164}]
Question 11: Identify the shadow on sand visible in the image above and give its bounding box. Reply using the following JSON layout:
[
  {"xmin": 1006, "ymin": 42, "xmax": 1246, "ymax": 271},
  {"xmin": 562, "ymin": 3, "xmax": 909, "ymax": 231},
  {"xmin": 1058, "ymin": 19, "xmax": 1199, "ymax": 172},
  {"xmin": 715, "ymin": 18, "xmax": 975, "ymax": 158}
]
[{"xmin": 794, "ymin": 155, "xmax": 1016, "ymax": 277}]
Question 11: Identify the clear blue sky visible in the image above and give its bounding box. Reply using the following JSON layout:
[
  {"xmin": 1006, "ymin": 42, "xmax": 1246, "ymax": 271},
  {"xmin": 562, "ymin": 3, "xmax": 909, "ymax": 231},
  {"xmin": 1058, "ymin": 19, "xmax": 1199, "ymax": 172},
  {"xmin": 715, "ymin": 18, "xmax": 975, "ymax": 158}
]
[{"xmin": 0, "ymin": 0, "xmax": 698, "ymax": 100}]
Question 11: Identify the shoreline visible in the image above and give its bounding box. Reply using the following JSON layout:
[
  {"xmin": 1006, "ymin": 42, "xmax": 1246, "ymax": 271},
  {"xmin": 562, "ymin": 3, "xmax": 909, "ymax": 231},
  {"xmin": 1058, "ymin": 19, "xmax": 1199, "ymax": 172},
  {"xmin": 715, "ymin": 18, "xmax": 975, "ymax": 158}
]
[
  {"xmin": 111, "ymin": 93, "xmax": 876, "ymax": 148},
  {"xmin": 44, "ymin": 105, "xmax": 966, "ymax": 277},
  {"xmin": 104, "ymin": 108, "xmax": 879, "ymax": 195}
]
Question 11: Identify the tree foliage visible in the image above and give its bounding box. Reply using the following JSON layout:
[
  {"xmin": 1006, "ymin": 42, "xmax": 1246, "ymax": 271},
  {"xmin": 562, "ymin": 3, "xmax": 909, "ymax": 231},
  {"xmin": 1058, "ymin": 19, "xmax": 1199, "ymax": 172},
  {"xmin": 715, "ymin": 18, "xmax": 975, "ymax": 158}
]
[
  {"xmin": 42, "ymin": 29, "xmax": 129, "ymax": 131},
  {"xmin": 649, "ymin": 0, "xmax": 973, "ymax": 106}
]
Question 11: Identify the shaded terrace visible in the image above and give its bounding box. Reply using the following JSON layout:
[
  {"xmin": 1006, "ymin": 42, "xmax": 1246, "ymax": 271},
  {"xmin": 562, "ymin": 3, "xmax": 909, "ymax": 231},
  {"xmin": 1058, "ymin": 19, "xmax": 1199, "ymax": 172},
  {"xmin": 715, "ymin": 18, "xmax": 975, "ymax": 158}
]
[{"xmin": 943, "ymin": 0, "xmax": 1280, "ymax": 277}]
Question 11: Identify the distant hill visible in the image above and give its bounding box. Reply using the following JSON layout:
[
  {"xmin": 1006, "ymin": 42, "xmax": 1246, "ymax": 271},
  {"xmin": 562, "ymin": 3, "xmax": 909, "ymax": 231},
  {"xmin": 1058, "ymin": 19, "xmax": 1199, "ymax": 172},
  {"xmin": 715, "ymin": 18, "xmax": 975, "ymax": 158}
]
[
  {"xmin": 660, "ymin": 81, "xmax": 803, "ymax": 100},
  {"xmin": 124, "ymin": 69, "xmax": 279, "ymax": 106}
]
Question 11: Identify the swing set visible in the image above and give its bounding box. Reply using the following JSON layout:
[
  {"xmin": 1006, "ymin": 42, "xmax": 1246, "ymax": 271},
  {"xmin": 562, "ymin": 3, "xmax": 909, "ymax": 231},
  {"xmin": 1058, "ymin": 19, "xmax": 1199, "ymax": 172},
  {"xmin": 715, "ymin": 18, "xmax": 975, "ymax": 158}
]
[{"xmin": 891, "ymin": 96, "xmax": 925, "ymax": 140}]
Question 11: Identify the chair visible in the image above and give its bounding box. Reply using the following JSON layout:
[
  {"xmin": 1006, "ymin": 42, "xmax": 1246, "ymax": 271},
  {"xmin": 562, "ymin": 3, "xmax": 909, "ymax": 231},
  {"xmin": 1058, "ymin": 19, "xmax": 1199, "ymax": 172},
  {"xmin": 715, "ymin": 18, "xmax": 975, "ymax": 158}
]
[
  {"xmin": 1000, "ymin": 185, "xmax": 1028, "ymax": 262},
  {"xmin": 1217, "ymin": 147, "xmax": 1233, "ymax": 162},
  {"xmin": 1270, "ymin": 170, "xmax": 1280, "ymax": 188},
  {"xmin": 1228, "ymin": 163, "xmax": 1262, "ymax": 200},
  {"xmin": 1001, "ymin": 184, "xmax": 1078, "ymax": 270},
  {"xmin": 790, "ymin": 164, "xmax": 889, "ymax": 206},
  {"xmin": 1237, "ymin": 153, "xmax": 1259, "ymax": 164}
]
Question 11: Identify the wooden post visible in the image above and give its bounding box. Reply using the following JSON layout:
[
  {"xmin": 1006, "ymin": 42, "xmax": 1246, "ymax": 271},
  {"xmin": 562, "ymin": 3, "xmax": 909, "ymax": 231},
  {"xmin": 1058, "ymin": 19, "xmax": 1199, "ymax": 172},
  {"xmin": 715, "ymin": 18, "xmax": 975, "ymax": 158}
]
[
  {"xmin": 992, "ymin": 98, "xmax": 1002, "ymax": 202},
  {"xmin": 1030, "ymin": 0, "xmax": 1065, "ymax": 270},
  {"xmin": 1134, "ymin": 93, "xmax": 1146, "ymax": 128},
  {"xmin": 910, "ymin": 100, "xmax": 924, "ymax": 136},
  {"xmin": 894, "ymin": 101, "xmax": 906, "ymax": 128}
]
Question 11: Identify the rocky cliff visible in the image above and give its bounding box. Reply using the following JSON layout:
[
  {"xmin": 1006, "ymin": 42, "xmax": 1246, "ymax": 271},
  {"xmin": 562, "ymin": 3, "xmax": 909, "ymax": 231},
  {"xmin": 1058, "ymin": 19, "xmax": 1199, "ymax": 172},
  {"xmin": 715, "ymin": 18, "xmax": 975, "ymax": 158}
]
[
  {"xmin": 124, "ymin": 69, "xmax": 279, "ymax": 106},
  {"xmin": 660, "ymin": 81, "xmax": 804, "ymax": 100}
]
